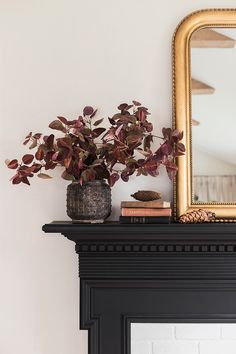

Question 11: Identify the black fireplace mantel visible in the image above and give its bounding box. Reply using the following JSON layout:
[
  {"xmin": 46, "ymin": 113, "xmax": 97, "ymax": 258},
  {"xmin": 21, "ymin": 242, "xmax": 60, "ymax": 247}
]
[{"xmin": 43, "ymin": 222, "xmax": 236, "ymax": 354}]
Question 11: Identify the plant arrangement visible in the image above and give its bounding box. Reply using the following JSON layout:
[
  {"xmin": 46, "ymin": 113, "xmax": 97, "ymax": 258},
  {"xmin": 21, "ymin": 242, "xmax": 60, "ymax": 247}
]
[{"xmin": 6, "ymin": 101, "xmax": 185, "ymax": 187}]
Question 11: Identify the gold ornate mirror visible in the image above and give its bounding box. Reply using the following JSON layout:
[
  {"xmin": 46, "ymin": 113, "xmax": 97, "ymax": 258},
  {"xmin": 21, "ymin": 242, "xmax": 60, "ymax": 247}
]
[{"xmin": 173, "ymin": 9, "xmax": 236, "ymax": 221}]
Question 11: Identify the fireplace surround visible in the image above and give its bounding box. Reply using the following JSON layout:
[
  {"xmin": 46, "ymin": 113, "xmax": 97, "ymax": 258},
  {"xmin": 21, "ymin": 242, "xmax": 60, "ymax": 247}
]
[{"xmin": 43, "ymin": 222, "xmax": 236, "ymax": 354}]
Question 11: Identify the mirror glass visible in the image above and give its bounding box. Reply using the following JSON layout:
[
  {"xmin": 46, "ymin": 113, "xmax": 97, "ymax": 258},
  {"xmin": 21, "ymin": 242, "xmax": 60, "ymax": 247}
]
[{"xmin": 191, "ymin": 28, "xmax": 236, "ymax": 203}]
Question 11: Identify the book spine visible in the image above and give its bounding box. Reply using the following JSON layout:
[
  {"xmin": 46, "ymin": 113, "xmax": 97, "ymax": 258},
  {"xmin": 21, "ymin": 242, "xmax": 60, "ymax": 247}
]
[
  {"xmin": 121, "ymin": 201, "xmax": 170, "ymax": 208},
  {"xmin": 119, "ymin": 216, "xmax": 171, "ymax": 224},
  {"xmin": 121, "ymin": 208, "xmax": 171, "ymax": 217}
]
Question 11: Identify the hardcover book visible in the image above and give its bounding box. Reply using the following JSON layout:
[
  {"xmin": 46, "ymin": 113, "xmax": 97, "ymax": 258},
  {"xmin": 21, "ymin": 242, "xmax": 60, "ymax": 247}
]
[
  {"xmin": 119, "ymin": 216, "xmax": 171, "ymax": 224},
  {"xmin": 120, "ymin": 201, "xmax": 170, "ymax": 209},
  {"xmin": 121, "ymin": 208, "xmax": 172, "ymax": 217}
]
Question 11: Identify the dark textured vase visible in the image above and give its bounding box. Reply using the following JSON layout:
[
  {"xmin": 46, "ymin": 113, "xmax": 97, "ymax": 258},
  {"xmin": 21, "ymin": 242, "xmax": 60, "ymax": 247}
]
[{"xmin": 66, "ymin": 180, "xmax": 111, "ymax": 223}]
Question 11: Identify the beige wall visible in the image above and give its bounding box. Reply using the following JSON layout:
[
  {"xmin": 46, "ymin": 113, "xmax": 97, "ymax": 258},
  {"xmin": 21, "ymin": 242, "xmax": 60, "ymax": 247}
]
[{"xmin": 1, "ymin": 1, "xmax": 236, "ymax": 353}]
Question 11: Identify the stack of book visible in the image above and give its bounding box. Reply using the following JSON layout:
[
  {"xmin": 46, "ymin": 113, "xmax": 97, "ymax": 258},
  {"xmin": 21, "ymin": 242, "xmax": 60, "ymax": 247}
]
[{"xmin": 119, "ymin": 200, "xmax": 171, "ymax": 224}]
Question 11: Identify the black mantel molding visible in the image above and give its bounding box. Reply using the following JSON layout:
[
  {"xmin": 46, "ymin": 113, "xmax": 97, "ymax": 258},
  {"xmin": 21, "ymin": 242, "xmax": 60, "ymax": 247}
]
[{"xmin": 43, "ymin": 222, "xmax": 236, "ymax": 354}]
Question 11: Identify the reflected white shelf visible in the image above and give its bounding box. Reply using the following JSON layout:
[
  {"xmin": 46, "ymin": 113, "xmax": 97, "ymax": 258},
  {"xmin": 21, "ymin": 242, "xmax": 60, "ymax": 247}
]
[{"xmin": 191, "ymin": 29, "xmax": 236, "ymax": 48}]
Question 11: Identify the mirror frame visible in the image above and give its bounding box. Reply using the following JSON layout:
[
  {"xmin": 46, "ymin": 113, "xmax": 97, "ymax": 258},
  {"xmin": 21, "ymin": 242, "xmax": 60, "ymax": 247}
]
[{"xmin": 173, "ymin": 9, "xmax": 236, "ymax": 221}]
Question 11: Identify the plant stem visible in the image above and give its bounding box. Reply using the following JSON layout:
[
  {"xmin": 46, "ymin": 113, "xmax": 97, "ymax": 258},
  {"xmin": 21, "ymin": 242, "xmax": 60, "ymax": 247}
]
[{"xmin": 146, "ymin": 134, "xmax": 164, "ymax": 140}]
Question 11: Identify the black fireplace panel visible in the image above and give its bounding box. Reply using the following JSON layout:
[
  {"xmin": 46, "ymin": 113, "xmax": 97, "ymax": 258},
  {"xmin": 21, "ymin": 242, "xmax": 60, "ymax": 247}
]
[{"xmin": 43, "ymin": 222, "xmax": 236, "ymax": 354}]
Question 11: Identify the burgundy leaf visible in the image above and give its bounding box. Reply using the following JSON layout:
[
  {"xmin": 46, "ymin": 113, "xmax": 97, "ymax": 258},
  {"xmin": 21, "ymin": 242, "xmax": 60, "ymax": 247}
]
[
  {"xmin": 161, "ymin": 142, "xmax": 172, "ymax": 155},
  {"xmin": 111, "ymin": 113, "xmax": 122, "ymax": 121},
  {"xmin": 115, "ymin": 124, "xmax": 123, "ymax": 137},
  {"xmin": 136, "ymin": 109, "xmax": 147, "ymax": 122},
  {"xmin": 25, "ymin": 132, "xmax": 32, "ymax": 139},
  {"xmin": 118, "ymin": 103, "xmax": 128, "ymax": 111},
  {"xmin": 78, "ymin": 159, "xmax": 83, "ymax": 169},
  {"xmin": 74, "ymin": 118, "xmax": 84, "ymax": 129},
  {"xmin": 108, "ymin": 173, "xmax": 120, "ymax": 187},
  {"xmin": 144, "ymin": 160, "xmax": 159, "ymax": 177},
  {"xmin": 179, "ymin": 130, "xmax": 184, "ymax": 140},
  {"xmin": 144, "ymin": 135, "xmax": 153, "ymax": 150},
  {"xmin": 172, "ymin": 129, "xmax": 183, "ymax": 141},
  {"xmin": 37, "ymin": 173, "xmax": 52, "ymax": 179},
  {"xmin": 52, "ymin": 151, "xmax": 59, "ymax": 161},
  {"xmin": 162, "ymin": 127, "xmax": 172, "ymax": 140},
  {"xmin": 35, "ymin": 147, "xmax": 44, "ymax": 160},
  {"xmin": 45, "ymin": 151, "xmax": 55, "ymax": 162},
  {"xmin": 33, "ymin": 133, "xmax": 42, "ymax": 139},
  {"xmin": 137, "ymin": 158, "xmax": 145, "ymax": 166},
  {"xmin": 22, "ymin": 176, "xmax": 30, "ymax": 185},
  {"xmin": 29, "ymin": 139, "xmax": 38, "ymax": 149},
  {"xmin": 77, "ymin": 132, "xmax": 85, "ymax": 142},
  {"xmin": 12, "ymin": 175, "xmax": 22, "ymax": 184},
  {"xmin": 22, "ymin": 154, "xmax": 34, "ymax": 165},
  {"xmin": 92, "ymin": 128, "xmax": 106, "ymax": 137},
  {"xmin": 45, "ymin": 134, "xmax": 54, "ymax": 149},
  {"xmin": 163, "ymin": 160, "xmax": 178, "ymax": 180},
  {"xmin": 108, "ymin": 117, "xmax": 116, "ymax": 125},
  {"xmin": 132, "ymin": 100, "xmax": 141, "ymax": 106},
  {"xmin": 45, "ymin": 161, "xmax": 57, "ymax": 170},
  {"xmin": 81, "ymin": 169, "xmax": 96, "ymax": 182},
  {"xmin": 136, "ymin": 148, "xmax": 151, "ymax": 157},
  {"xmin": 93, "ymin": 118, "xmax": 104, "ymax": 126},
  {"xmin": 119, "ymin": 114, "xmax": 136, "ymax": 124},
  {"xmin": 23, "ymin": 138, "xmax": 30, "ymax": 145},
  {"xmin": 152, "ymin": 147, "xmax": 164, "ymax": 162},
  {"xmin": 145, "ymin": 122, "xmax": 153, "ymax": 132},
  {"xmin": 57, "ymin": 116, "xmax": 68, "ymax": 125},
  {"xmin": 66, "ymin": 119, "xmax": 77, "ymax": 126},
  {"xmin": 121, "ymin": 171, "xmax": 129, "ymax": 182},
  {"xmin": 18, "ymin": 165, "xmax": 34, "ymax": 175},
  {"xmin": 64, "ymin": 155, "xmax": 72, "ymax": 168},
  {"xmin": 80, "ymin": 127, "xmax": 91, "ymax": 136},
  {"xmin": 174, "ymin": 151, "xmax": 184, "ymax": 158},
  {"xmin": 83, "ymin": 106, "xmax": 94, "ymax": 116},
  {"xmin": 177, "ymin": 142, "xmax": 185, "ymax": 153},
  {"xmin": 61, "ymin": 170, "xmax": 74, "ymax": 180},
  {"xmin": 126, "ymin": 133, "xmax": 143, "ymax": 145},
  {"xmin": 49, "ymin": 120, "xmax": 67, "ymax": 133},
  {"xmin": 32, "ymin": 163, "xmax": 42, "ymax": 173},
  {"xmin": 166, "ymin": 167, "xmax": 177, "ymax": 180},
  {"xmin": 6, "ymin": 159, "xmax": 18, "ymax": 169},
  {"xmin": 57, "ymin": 137, "xmax": 72, "ymax": 150},
  {"xmin": 163, "ymin": 160, "xmax": 177, "ymax": 170},
  {"xmin": 93, "ymin": 163, "xmax": 110, "ymax": 180}
]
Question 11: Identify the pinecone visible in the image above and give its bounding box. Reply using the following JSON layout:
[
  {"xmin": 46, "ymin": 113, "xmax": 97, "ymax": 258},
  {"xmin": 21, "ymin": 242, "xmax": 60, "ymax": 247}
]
[
  {"xmin": 131, "ymin": 190, "xmax": 161, "ymax": 201},
  {"xmin": 179, "ymin": 209, "xmax": 216, "ymax": 224}
]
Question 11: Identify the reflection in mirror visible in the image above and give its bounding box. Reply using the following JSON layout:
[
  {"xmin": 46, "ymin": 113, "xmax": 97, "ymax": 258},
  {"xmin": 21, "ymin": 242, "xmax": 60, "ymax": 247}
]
[
  {"xmin": 191, "ymin": 28, "xmax": 236, "ymax": 203},
  {"xmin": 131, "ymin": 323, "xmax": 236, "ymax": 354}
]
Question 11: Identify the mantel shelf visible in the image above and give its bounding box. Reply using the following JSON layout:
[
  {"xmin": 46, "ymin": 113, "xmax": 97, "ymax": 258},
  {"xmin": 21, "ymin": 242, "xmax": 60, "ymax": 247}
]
[{"xmin": 43, "ymin": 221, "xmax": 236, "ymax": 241}]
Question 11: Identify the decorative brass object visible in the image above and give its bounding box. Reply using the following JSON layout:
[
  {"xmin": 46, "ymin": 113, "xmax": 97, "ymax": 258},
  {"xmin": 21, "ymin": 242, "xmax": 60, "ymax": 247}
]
[{"xmin": 173, "ymin": 9, "xmax": 236, "ymax": 221}]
